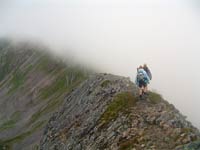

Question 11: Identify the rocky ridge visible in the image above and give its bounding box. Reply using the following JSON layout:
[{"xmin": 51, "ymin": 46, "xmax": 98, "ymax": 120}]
[{"xmin": 40, "ymin": 74, "xmax": 200, "ymax": 150}]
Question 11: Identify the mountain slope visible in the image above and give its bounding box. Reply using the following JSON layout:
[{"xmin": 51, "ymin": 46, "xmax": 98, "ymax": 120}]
[
  {"xmin": 0, "ymin": 40, "xmax": 89, "ymax": 150},
  {"xmin": 40, "ymin": 74, "xmax": 200, "ymax": 150},
  {"xmin": 0, "ymin": 39, "xmax": 200, "ymax": 150}
]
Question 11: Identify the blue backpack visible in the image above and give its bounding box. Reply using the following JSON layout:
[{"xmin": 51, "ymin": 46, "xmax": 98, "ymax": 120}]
[{"xmin": 137, "ymin": 70, "xmax": 146, "ymax": 82}]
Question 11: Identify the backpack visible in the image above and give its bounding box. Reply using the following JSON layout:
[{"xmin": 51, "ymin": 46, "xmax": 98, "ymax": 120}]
[
  {"xmin": 137, "ymin": 71, "xmax": 146, "ymax": 81},
  {"xmin": 143, "ymin": 67, "xmax": 152, "ymax": 80}
]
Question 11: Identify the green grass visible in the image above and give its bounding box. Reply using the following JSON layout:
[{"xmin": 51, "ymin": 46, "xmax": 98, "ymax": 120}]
[
  {"xmin": 0, "ymin": 78, "xmax": 9, "ymax": 89},
  {"xmin": 24, "ymin": 65, "xmax": 34, "ymax": 75},
  {"xmin": 101, "ymin": 80, "xmax": 111, "ymax": 88},
  {"xmin": 36, "ymin": 55, "xmax": 65, "ymax": 74},
  {"xmin": 0, "ymin": 50, "xmax": 16, "ymax": 82},
  {"xmin": 40, "ymin": 74, "xmax": 67, "ymax": 99},
  {"xmin": 0, "ymin": 58, "xmax": 11, "ymax": 82},
  {"xmin": 119, "ymin": 137, "xmax": 137, "ymax": 150},
  {"xmin": 27, "ymin": 97, "xmax": 63, "ymax": 126},
  {"xmin": 32, "ymin": 144, "xmax": 39, "ymax": 150},
  {"xmin": 0, "ymin": 111, "xmax": 21, "ymax": 132},
  {"xmin": 28, "ymin": 64, "xmax": 88, "ymax": 125},
  {"xmin": 182, "ymin": 128, "xmax": 193, "ymax": 133},
  {"xmin": 99, "ymin": 92, "xmax": 136, "ymax": 127},
  {"xmin": 40, "ymin": 69, "xmax": 87, "ymax": 100},
  {"xmin": 0, "ymin": 120, "xmax": 46, "ymax": 149},
  {"xmin": 8, "ymin": 70, "xmax": 25, "ymax": 94},
  {"xmin": 148, "ymin": 91, "xmax": 162, "ymax": 104},
  {"xmin": 0, "ymin": 143, "xmax": 10, "ymax": 150}
]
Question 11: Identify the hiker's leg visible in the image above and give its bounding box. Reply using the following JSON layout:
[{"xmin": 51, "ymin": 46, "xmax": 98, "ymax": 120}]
[
  {"xmin": 144, "ymin": 86, "xmax": 148, "ymax": 93},
  {"xmin": 138, "ymin": 81, "xmax": 143, "ymax": 96},
  {"xmin": 142, "ymin": 86, "xmax": 145, "ymax": 95},
  {"xmin": 139, "ymin": 88, "xmax": 144, "ymax": 99},
  {"xmin": 144, "ymin": 82, "xmax": 148, "ymax": 93},
  {"xmin": 139, "ymin": 88, "xmax": 143, "ymax": 96}
]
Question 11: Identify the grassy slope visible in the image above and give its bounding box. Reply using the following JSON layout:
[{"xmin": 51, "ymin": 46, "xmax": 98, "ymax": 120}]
[{"xmin": 0, "ymin": 41, "xmax": 89, "ymax": 149}]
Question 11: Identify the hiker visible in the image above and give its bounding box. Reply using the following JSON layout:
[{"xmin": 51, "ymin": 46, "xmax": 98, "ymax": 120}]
[
  {"xmin": 135, "ymin": 66, "xmax": 150, "ymax": 99},
  {"xmin": 143, "ymin": 64, "xmax": 152, "ymax": 80}
]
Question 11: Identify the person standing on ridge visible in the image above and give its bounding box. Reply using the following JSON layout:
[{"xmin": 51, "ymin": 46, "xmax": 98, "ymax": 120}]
[
  {"xmin": 135, "ymin": 66, "xmax": 150, "ymax": 99},
  {"xmin": 143, "ymin": 64, "xmax": 152, "ymax": 80}
]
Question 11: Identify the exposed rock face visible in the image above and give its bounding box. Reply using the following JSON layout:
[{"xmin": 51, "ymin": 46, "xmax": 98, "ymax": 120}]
[
  {"xmin": 40, "ymin": 74, "xmax": 200, "ymax": 150},
  {"xmin": 40, "ymin": 74, "xmax": 136, "ymax": 149}
]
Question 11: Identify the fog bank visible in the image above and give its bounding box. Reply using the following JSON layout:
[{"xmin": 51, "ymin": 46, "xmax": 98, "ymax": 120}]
[{"xmin": 0, "ymin": 0, "xmax": 200, "ymax": 128}]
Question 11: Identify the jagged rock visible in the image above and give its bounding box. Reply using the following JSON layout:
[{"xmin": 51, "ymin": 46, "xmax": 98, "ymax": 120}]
[{"xmin": 39, "ymin": 74, "xmax": 200, "ymax": 150}]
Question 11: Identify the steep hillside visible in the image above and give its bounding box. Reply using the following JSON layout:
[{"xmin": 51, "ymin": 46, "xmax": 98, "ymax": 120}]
[
  {"xmin": 40, "ymin": 74, "xmax": 200, "ymax": 150},
  {"xmin": 0, "ymin": 40, "xmax": 89, "ymax": 150}
]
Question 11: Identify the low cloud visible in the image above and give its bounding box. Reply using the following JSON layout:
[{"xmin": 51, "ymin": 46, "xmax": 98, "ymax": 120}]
[{"xmin": 0, "ymin": 0, "xmax": 200, "ymax": 128}]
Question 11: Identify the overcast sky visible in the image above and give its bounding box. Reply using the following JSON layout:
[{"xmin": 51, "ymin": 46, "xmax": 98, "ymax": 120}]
[{"xmin": 0, "ymin": 0, "xmax": 200, "ymax": 128}]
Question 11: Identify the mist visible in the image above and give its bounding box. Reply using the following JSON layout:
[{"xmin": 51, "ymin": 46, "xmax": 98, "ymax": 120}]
[{"xmin": 0, "ymin": 0, "xmax": 200, "ymax": 128}]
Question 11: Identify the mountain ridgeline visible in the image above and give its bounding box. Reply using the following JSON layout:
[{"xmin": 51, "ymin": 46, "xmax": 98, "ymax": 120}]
[
  {"xmin": 0, "ymin": 40, "xmax": 89, "ymax": 149},
  {"xmin": 0, "ymin": 40, "xmax": 200, "ymax": 150}
]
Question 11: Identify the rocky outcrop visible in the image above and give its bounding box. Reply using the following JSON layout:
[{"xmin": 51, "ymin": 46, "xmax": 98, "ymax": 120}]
[{"xmin": 40, "ymin": 74, "xmax": 200, "ymax": 150}]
